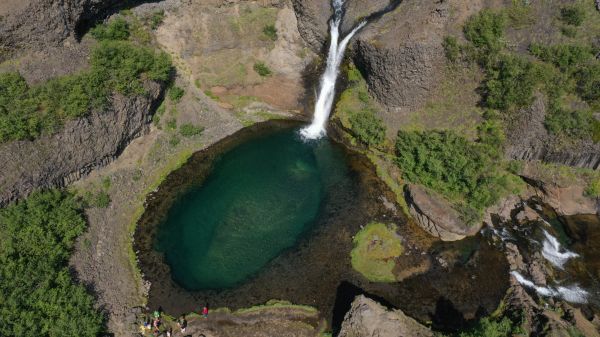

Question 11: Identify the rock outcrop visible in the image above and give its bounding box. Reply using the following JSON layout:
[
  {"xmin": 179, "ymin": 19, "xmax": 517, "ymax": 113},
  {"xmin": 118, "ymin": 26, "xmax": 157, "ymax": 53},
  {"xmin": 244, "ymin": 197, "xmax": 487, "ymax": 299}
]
[
  {"xmin": 0, "ymin": 81, "xmax": 163, "ymax": 206},
  {"xmin": 339, "ymin": 295, "xmax": 432, "ymax": 337},
  {"xmin": 505, "ymin": 94, "xmax": 600, "ymax": 170},
  {"xmin": 404, "ymin": 184, "xmax": 481, "ymax": 241},
  {"xmin": 0, "ymin": 0, "xmax": 141, "ymax": 57}
]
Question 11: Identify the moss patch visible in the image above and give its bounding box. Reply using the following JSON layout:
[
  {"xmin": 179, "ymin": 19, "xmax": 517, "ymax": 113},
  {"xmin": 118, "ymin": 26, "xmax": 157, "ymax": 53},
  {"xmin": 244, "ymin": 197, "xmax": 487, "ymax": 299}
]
[{"xmin": 351, "ymin": 222, "xmax": 404, "ymax": 282}]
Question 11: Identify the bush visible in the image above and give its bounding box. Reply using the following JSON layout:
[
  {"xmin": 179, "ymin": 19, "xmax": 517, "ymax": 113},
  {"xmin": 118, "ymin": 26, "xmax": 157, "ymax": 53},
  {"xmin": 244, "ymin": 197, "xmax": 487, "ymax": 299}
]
[
  {"xmin": 263, "ymin": 24, "xmax": 278, "ymax": 41},
  {"xmin": 585, "ymin": 177, "xmax": 600, "ymax": 198},
  {"xmin": 150, "ymin": 10, "xmax": 165, "ymax": 30},
  {"xmin": 484, "ymin": 54, "xmax": 536, "ymax": 110},
  {"xmin": 179, "ymin": 123, "xmax": 204, "ymax": 137},
  {"xmin": 560, "ymin": 5, "xmax": 585, "ymax": 26},
  {"xmin": 443, "ymin": 36, "xmax": 460, "ymax": 62},
  {"xmin": 395, "ymin": 130, "xmax": 516, "ymax": 223},
  {"xmin": 463, "ymin": 10, "xmax": 506, "ymax": 57},
  {"xmin": 0, "ymin": 190, "xmax": 103, "ymax": 337},
  {"xmin": 529, "ymin": 43, "xmax": 593, "ymax": 72},
  {"xmin": 166, "ymin": 118, "xmax": 177, "ymax": 130},
  {"xmin": 574, "ymin": 62, "xmax": 600, "ymax": 104},
  {"xmin": 90, "ymin": 17, "xmax": 130, "ymax": 40},
  {"xmin": 168, "ymin": 86, "xmax": 185, "ymax": 103},
  {"xmin": 457, "ymin": 317, "xmax": 518, "ymax": 337},
  {"xmin": 254, "ymin": 62, "xmax": 272, "ymax": 77},
  {"xmin": 348, "ymin": 109, "xmax": 386, "ymax": 146},
  {"xmin": 545, "ymin": 109, "xmax": 597, "ymax": 140},
  {"xmin": 0, "ymin": 23, "xmax": 173, "ymax": 144}
]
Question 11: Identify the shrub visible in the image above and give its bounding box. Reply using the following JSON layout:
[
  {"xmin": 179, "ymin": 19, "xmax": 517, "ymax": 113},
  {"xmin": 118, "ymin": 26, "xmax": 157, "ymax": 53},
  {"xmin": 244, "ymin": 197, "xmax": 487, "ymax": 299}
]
[
  {"xmin": 0, "ymin": 190, "xmax": 103, "ymax": 337},
  {"xmin": 395, "ymin": 130, "xmax": 516, "ymax": 223},
  {"xmin": 585, "ymin": 177, "xmax": 600, "ymax": 198},
  {"xmin": 463, "ymin": 10, "xmax": 506, "ymax": 57},
  {"xmin": 168, "ymin": 135, "xmax": 180, "ymax": 147},
  {"xmin": 443, "ymin": 36, "xmax": 460, "ymax": 62},
  {"xmin": 458, "ymin": 317, "xmax": 517, "ymax": 337},
  {"xmin": 348, "ymin": 109, "xmax": 386, "ymax": 146},
  {"xmin": 90, "ymin": 17, "xmax": 130, "ymax": 40},
  {"xmin": 560, "ymin": 5, "xmax": 585, "ymax": 26},
  {"xmin": 150, "ymin": 10, "xmax": 165, "ymax": 30},
  {"xmin": 529, "ymin": 43, "xmax": 593, "ymax": 72},
  {"xmin": 168, "ymin": 86, "xmax": 185, "ymax": 103},
  {"xmin": 484, "ymin": 54, "xmax": 536, "ymax": 110},
  {"xmin": 254, "ymin": 62, "xmax": 272, "ymax": 77},
  {"xmin": 574, "ymin": 62, "xmax": 600, "ymax": 104},
  {"xmin": 263, "ymin": 24, "xmax": 278, "ymax": 41},
  {"xmin": 179, "ymin": 123, "xmax": 204, "ymax": 137},
  {"xmin": 545, "ymin": 109, "xmax": 596, "ymax": 140},
  {"xmin": 166, "ymin": 118, "xmax": 177, "ymax": 130}
]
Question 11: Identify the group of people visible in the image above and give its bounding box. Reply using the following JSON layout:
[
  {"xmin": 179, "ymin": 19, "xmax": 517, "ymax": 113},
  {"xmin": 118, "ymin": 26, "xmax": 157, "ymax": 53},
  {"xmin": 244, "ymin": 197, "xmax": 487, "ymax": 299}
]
[{"xmin": 140, "ymin": 305, "xmax": 209, "ymax": 336}]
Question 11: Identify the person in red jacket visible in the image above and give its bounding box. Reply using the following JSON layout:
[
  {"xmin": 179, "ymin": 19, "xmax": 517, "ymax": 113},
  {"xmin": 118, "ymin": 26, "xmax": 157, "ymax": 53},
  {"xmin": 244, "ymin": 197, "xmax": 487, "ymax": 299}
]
[{"xmin": 202, "ymin": 305, "xmax": 209, "ymax": 318}]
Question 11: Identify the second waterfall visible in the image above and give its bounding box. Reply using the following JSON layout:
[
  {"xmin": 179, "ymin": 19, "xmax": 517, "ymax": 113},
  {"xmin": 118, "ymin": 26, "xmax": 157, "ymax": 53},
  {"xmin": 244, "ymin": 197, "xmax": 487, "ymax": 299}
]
[{"xmin": 300, "ymin": 0, "xmax": 366, "ymax": 140}]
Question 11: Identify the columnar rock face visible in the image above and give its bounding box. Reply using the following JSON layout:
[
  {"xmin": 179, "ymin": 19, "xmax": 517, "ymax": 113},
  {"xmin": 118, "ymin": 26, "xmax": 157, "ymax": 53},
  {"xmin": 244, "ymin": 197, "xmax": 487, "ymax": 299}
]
[
  {"xmin": 0, "ymin": 0, "xmax": 122, "ymax": 56},
  {"xmin": 339, "ymin": 295, "xmax": 432, "ymax": 337},
  {"xmin": 404, "ymin": 184, "xmax": 481, "ymax": 241},
  {"xmin": 505, "ymin": 95, "xmax": 600, "ymax": 170},
  {"xmin": 0, "ymin": 81, "xmax": 162, "ymax": 206}
]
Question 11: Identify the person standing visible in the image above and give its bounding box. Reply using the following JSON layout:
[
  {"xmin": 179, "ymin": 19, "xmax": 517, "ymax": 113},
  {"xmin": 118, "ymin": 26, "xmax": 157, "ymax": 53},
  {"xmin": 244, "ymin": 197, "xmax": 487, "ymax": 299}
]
[
  {"xmin": 177, "ymin": 315, "xmax": 187, "ymax": 333},
  {"xmin": 202, "ymin": 305, "xmax": 209, "ymax": 319}
]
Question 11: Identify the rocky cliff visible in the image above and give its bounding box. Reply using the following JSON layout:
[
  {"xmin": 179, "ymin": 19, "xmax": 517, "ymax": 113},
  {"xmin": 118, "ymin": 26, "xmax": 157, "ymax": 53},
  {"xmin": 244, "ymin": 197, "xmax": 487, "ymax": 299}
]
[
  {"xmin": 0, "ymin": 81, "xmax": 162, "ymax": 206},
  {"xmin": 339, "ymin": 295, "xmax": 432, "ymax": 337},
  {"xmin": 505, "ymin": 95, "xmax": 600, "ymax": 170}
]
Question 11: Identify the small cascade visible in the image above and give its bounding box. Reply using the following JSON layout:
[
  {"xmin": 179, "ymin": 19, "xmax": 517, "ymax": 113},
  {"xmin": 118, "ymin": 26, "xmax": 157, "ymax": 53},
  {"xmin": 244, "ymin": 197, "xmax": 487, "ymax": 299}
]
[
  {"xmin": 511, "ymin": 271, "xmax": 589, "ymax": 304},
  {"xmin": 300, "ymin": 0, "xmax": 366, "ymax": 140},
  {"xmin": 541, "ymin": 230, "xmax": 579, "ymax": 269}
]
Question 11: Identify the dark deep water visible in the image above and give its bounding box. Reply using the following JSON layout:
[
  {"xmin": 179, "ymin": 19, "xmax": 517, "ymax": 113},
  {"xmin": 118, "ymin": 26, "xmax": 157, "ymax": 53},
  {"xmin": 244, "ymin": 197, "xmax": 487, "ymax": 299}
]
[{"xmin": 134, "ymin": 120, "xmax": 511, "ymax": 331}]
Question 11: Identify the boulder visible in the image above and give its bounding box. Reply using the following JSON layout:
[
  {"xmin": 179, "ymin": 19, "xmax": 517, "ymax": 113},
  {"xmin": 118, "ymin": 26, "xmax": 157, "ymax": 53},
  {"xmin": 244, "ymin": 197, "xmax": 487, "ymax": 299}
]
[
  {"xmin": 404, "ymin": 184, "xmax": 481, "ymax": 241},
  {"xmin": 339, "ymin": 295, "xmax": 432, "ymax": 337}
]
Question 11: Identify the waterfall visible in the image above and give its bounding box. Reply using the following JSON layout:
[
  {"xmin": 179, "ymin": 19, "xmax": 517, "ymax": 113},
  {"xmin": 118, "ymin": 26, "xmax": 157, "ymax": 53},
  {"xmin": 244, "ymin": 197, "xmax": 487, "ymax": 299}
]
[
  {"xmin": 300, "ymin": 0, "xmax": 366, "ymax": 140},
  {"xmin": 541, "ymin": 230, "xmax": 579, "ymax": 269}
]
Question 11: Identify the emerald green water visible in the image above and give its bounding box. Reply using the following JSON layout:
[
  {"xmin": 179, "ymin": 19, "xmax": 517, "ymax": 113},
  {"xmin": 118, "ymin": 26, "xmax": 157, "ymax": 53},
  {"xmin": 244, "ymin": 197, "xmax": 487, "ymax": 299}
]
[{"xmin": 154, "ymin": 128, "xmax": 351, "ymax": 291}]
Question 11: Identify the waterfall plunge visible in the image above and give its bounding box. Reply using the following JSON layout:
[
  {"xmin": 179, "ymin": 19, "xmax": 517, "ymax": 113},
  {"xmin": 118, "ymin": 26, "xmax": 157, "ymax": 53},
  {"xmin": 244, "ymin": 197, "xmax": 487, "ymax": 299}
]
[{"xmin": 300, "ymin": 0, "xmax": 366, "ymax": 140}]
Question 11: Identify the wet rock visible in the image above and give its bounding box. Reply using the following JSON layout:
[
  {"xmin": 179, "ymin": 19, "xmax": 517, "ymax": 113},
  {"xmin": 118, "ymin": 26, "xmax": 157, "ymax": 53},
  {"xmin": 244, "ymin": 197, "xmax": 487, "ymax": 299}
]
[
  {"xmin": 404, "ymin": 184, "xmax": 481, "ymax": 241},
  {"xmin": 515, "ymin": 204, "xmax": 542, "ymax": 224},
  {"xmin": 339, "ymin": 295, "xmax": 432, "ymax": 337},
  {"xmin": 0, "ymin": 81, "xmax": 163, "ymax": 205}
]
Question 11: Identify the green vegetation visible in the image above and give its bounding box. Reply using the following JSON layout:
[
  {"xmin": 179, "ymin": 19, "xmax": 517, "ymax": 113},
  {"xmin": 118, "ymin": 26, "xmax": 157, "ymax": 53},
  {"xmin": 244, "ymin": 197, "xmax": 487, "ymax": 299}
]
[
  {"xmin": 350, "ymin": 222, "xmax": 403, "ymax": 282},
  {"xmin": 263, "ymin": 24, "xmax": 278, "ymax": 41},
  {"xmin": 336, "ymin": 64, "xmax": 386, "ymax": 147},
  {"xmin": 253, "ymin": 62, "xmax": 272, "ymax": 77},
  {"xmin": 456, "ymin": 317, "xmax": 520, "ymax": 337},
  {"xmin": 90, "ymin": 17, "xmax": 130, "ymax": 41},
  {"xmin": 150, "ymin": 10, "xmax": 165, "ymax": 30},
  {"xmin": 179, "ymin": 123, "xmax": 204, "ymax": 137},
  {"xmin": 463, "ymin": 9, "xmax": 506, "ymax": 60},
  {"xmin": 448, "ymin": 7, "xmax": 600, "ymax": 144},
  {"xmin": 585, "ymin": 176, "xmax": 600, "ymax": 198},
  {"xmin": 168, "ymin": 85, "xmax": 185, "ymax": 103},
  {"xmin": 348, "ymin": 110, "xmax": 386, "ymax": 147},
  {"xmin": 0, "ymin": 190, "xmax": 103, "ymax": 337},
  {"xmin": 0, "ymin": 20, "xmax": 172, "ymax": 143},
  {"xmin": 443, "ymin": 36, "xmax": 460, "ymax": 63},
  {"xmin": 560, "ymin": 4, "xmax": 586, "ymax": 26},
  {"xmin": 395, "ymin": 130, "xmax": 521, "ymax": 224}
]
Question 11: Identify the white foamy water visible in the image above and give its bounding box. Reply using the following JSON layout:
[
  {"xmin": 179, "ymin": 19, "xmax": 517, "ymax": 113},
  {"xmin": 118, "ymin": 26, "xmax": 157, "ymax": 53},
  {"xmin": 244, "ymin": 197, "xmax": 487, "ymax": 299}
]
[
  {"xmin": 541, "ymin": 230, "xmax": 579, "ymax": 269},
  {"xmin": 300, "ymin": 0, "xmax": 366, "ymax": 139},
  {"xmin": 511, "ymin": 271, "xmax": 588, "ymax": 304}
]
